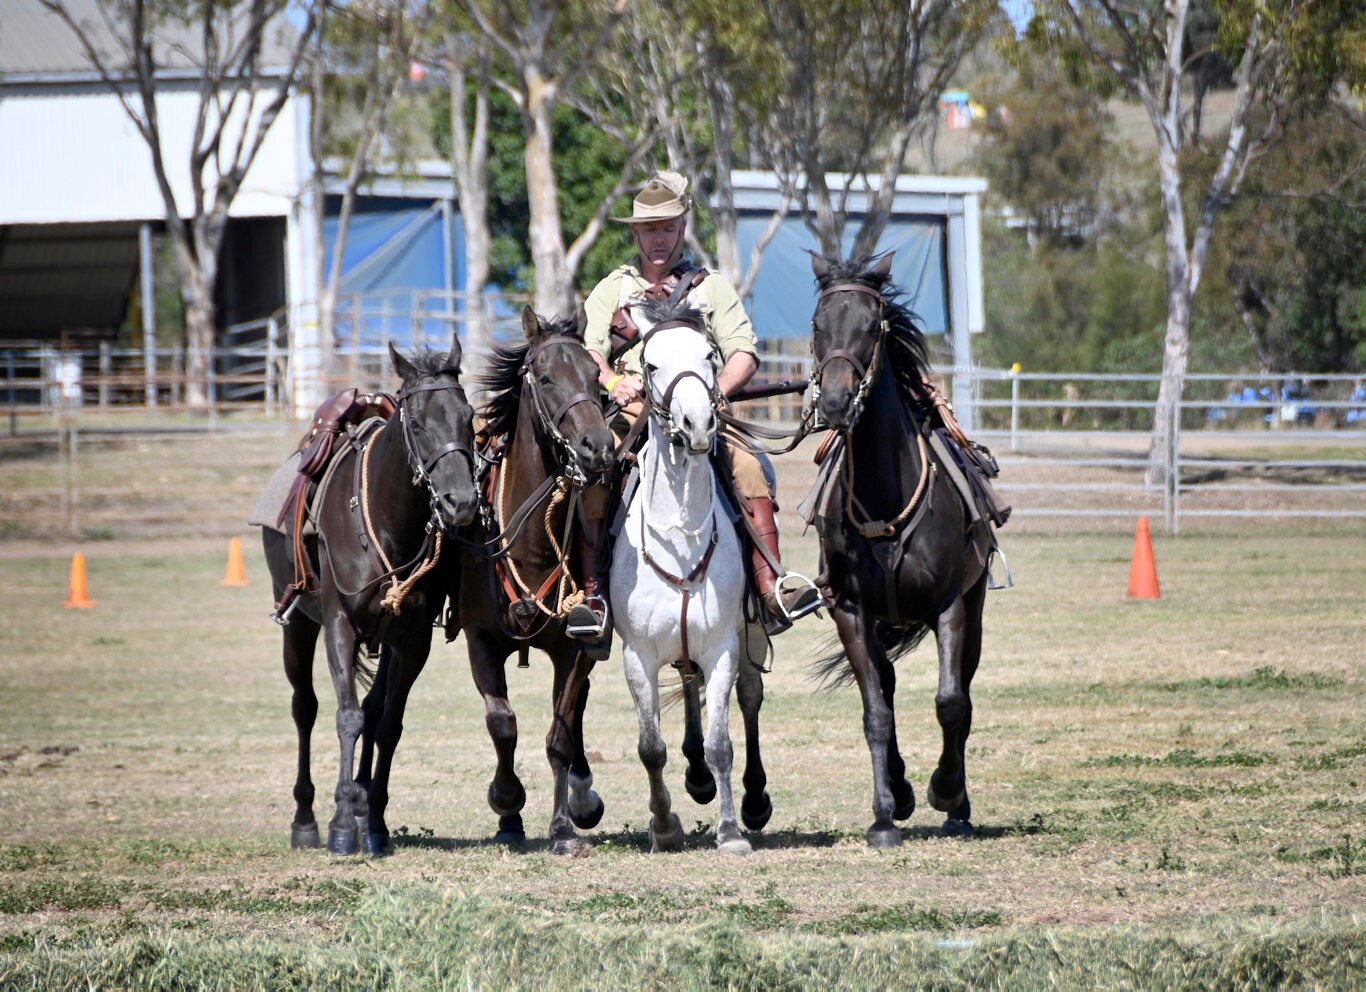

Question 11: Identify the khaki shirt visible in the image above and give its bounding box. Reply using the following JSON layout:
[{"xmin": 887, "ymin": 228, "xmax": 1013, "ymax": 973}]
[{"xmin": 583, "ymin": 260, "xmax": 758, "ymax": 376}]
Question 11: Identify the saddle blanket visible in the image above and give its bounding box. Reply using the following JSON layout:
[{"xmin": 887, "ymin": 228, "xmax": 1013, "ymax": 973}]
[{"xmin": 248, "ymin": 451, "xmax": 302, "ymax": 535}]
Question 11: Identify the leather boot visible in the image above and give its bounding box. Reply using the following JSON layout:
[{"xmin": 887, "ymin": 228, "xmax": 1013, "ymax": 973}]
[
  {"xmin": 565, "ymin": 516, "xmax": 612, "ymax": 659},
  {"xmin": 748, "ymin": 496, "xmax": 821, "ymax": 634}
]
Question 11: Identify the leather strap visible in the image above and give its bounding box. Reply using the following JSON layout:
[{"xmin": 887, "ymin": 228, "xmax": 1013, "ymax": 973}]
[{"xmin": 640, "ymin": 511, "xmax": 719, "ymax": 678}]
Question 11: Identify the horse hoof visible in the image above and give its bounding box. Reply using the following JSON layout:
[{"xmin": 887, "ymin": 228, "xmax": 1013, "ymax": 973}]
[
  {"xmin": 327, "ymin": 825, "xmax": 359, "ymax": 856},
  {"xmin": 927, "ymin": 779, "xmax": 965, "ymax": 815},
  {"xmin": 941, "ymin": 817, "xmax": 975, "ymax": 838},
  {"xmin": 551, "ymin": 836, "xmax": 591, "ymax": 858},
  {"xmin": 718, "ymin": 837, "xmax": 753, "ymax": 858},
  {"xmin": 649, "ymin": 814, "xmax": 685, "ymax": 853},
  {"xmin": 494, "ymin": 814, "xmax": 526, "ymax": 848},
  {"xmin": 741, "ymin": 792, "xmax": 773, "ymax": 832},
  {"xmin": 867, "ymin": 824, "xmax": 902, "ymax": 849},
  {"xmin": 892, "ymin": 780, "xmax": 916, "ymax": 821},
  {"xmin": 291, "ymin": 823, "xmax": 321, "ymax": 849},
  {"xmin": 685, "ymin": 768, "xmax": 717, "ymax": 805},
  {"xmin": 363, "ymin": 832, "xmax": 392, "ymax": 857},
  {"xmin": 355, "ymin": 815, "xmax": 369, "ymax": 837},
  {"xmin": 570, "ymin": 792, "xmax": 605, "ymax": 830}
]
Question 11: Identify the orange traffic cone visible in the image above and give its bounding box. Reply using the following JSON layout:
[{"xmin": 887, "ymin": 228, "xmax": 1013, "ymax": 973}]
[
  {"xmin": 63, "ymin": 552, "xmax": 96, "ymax": 608},
  {"xmin": 221, "ymin": 536, "xmax": 250, "ymax": 587},
  {"xmin": 1126, "ymin": 516, "xmax": 1161, "ymax": 600}
]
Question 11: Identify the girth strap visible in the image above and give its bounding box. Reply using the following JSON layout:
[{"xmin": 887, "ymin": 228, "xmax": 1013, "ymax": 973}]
[{"xmin": 640, "ymin": 512, "xmax": 719, "ymax": 679}]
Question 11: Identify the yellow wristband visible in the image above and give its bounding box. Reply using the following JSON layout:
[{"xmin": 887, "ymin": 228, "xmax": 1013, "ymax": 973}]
[{"xmin": 605, "ymin": 374, "xmax": 623, "ymax": 392}]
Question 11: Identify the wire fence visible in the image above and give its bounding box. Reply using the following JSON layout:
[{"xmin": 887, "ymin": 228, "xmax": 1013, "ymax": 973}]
[{"xmin": 3, "ymin": 333, "xmax": 1364, "ymax": 540}]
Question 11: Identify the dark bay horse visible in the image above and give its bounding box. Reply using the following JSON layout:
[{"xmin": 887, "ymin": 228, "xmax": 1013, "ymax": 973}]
[
  {"xmin": 263, "ymin": 333, "xmax": 477, "ymax": 855},
  {"xmin": 808, "ymin": 253, "xmax": 992, "ymax": 846},
  {"xmin": 454, "ymin": 307, "xmax": 616, "ymax": 855}
]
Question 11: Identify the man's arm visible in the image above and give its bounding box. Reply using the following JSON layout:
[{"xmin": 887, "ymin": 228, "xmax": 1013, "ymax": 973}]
[{"xmin": 718, "ymin": 351, "xmax": 758, "ymax": 399}]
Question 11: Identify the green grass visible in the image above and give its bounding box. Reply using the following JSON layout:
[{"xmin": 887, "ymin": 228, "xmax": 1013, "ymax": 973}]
[{"xmin": 0, "ymin": 518, "xmax": 1363, "ymax": 987}]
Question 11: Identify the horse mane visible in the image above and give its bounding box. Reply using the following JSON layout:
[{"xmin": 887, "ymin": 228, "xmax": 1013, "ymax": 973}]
[
  {"xmin": 638, "ymin": 296, "xmax": 706, "ymax": 334},
  {"xmin": 403, "ymin": 346, "xmax": 461, "ymax": 380},
  {"xmin": 477, "ymin": 313, "xmax": 582, "ymax": 439},
  {"xmin": 813, "ymin": 254, "xmax": 931, "ymax": 394}
]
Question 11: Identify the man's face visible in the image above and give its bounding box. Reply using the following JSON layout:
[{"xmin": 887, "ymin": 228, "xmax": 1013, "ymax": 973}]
[{"xmin": 633, "ymin": 217, "xmax": 684, "ymax": 269}]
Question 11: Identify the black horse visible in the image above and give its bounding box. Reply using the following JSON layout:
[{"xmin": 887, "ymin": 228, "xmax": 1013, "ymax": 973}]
[
  {"xmin": 263, "ymin": 332, "xmax": 478, "ymax": 855},
  {"xmin": 454, "ymin": 306, "xmax": 617, "ymax": 855},
  {"xmin": 808, "ymin": 253, "xmax": 992, "ymax": 846}
]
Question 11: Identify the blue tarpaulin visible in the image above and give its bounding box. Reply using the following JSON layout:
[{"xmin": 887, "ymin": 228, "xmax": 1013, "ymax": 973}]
[{"xmin": 737, "ymin": 213, "xmax": 948, "ymax": 337}]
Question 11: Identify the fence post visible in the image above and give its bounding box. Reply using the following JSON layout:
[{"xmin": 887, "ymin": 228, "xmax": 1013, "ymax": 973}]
[
  {"xmin": 1168, "ymin": 392, "xmax": 1181, "ymax": 534},
  {"xmin": 98, "ymin": 342, "xmax": 111, "ymax": 409},
  {"xmin": 1010, "ymin": 373, "xmax": 1020, "ymax": 452},
  {"xmin": 7, "ymin": 351, "xmax": 16, "ymax": 436},
  {"xmin": 266, "ymin": 318, "xmax": 278, "ymax": 417},
  {"xmin": 207, "ymin": 354, "xmax": 218, "ymax": 431}
]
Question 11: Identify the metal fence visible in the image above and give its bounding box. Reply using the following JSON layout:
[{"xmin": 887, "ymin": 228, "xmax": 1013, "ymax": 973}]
[{"xmin": 4, "ymin": 328, "xmax": 1364, "ymax": 537}]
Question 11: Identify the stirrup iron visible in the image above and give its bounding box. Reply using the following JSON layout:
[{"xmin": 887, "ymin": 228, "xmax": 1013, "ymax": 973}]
[
  {"xmin": 987, "ymin": 546, "xmax": 1014, "ymax": 591},
  {"xmin": 565, "ymin": 595, "xmax": 609, "ymax": 639}
]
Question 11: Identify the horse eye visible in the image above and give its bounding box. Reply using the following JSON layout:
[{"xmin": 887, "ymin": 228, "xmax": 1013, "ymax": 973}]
[
  {"xmin": 644, "ymin": 362, "xmax": 657, "ymax": 374},
  {"xmin": 538, "ymin": 373, "xmax": 553, "ymax": 385}
]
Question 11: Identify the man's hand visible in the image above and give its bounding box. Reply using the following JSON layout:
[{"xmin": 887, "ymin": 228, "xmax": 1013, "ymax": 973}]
[{"xmin": 608, "ymin": 374, "xmax": 644, "ymax": 406}]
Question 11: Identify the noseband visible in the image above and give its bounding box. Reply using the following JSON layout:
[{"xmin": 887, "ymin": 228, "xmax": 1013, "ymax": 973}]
[
  {"xmin": 523, "ymin": 336, "xmax": 600, "ymax": 487},
  {"xmin": 811, "ymin": 282, "xmax": 888, "ymax": 429},
  {"xmin": 396, "ymin": 374, "xmax": 475, "ymax": 530},
  {"xmin": 640, "ymin": 320, "xmax": 720, "ymax": 445}
]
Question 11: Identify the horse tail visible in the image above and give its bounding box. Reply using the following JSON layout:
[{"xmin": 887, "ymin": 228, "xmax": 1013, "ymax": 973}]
[
  {"xmin": 354, "ymin": 643, "xmax": 381, "ymax": 692},
  {"xmin": 810, "ymin": 620, "xmax": 931, "ymax": 689}
]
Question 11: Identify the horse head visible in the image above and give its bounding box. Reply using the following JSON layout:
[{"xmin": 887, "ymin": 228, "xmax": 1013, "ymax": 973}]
[
  {"xmin": 519, "ymin": 305, "xmax": 616, "ymax": 483},
  {"xmin": 388, "ymin": 332, "xmax": 479, "ymax": 530},
  {"xmin": 809, "ymin": 252, "xmax": 896, "ymax": 430},
  {"xmin": 636, "ymin": 297, "xmax": 717, "ymax": 454}
]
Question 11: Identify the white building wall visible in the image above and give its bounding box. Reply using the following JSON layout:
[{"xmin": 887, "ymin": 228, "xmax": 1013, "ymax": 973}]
[{"xmin": 0, "ymin": 84, "xmax": 304, "ymax": 225}]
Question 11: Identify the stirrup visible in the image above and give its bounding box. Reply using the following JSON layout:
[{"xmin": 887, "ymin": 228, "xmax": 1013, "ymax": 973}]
[
  {"xmin": 762, "ymin": 572, "xmax": 821, "ymax": 634},
  {"xmin": 565, "ymin": 595, "xmax": 609, "ymax": 639},
  {"xmin": 270, "ymin": 587, "xmax": 303, "ymax": 626},
  {"xmin": 987, "ymin": 546, "xmax": 1014, "ymax": 591}
]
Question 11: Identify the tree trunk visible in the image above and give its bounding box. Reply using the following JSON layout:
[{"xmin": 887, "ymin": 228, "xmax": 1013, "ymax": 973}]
[
  {"xmin": 523, "ymin": 68, "xmax": 573, "ymax": 317},
  {"xmin": 1147, "ymin": 139, "xmax": 1192, "ymax": 485}
]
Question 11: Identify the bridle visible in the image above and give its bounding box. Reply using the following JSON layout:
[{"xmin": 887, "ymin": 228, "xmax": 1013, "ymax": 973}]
[
  {"xmin": 522, "ymin": 336, "xmax": 602, "ymax": 488},
  {"xmin": 395, "ymin": 372, "xmax": 475, "ymax": 532},
  {"xmin": 810, "ymin": 281, "xmax": 888, "ymax": 430},
  {"xmin": 639, "ymin": 319, "xmax": 721, "ymax": 446}
]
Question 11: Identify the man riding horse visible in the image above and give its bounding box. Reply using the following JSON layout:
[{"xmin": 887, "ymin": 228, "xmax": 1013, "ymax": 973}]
[{"xmin": 568, "ymin": 170, "xmax": 821, "ymax": 647}]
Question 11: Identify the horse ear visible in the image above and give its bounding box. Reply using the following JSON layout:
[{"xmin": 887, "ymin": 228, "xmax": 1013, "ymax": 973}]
[
  {"xmin": 573, "ymin": 304, "xmax": 588, "ymax": 339},
  {"xmin": 871, "ymin": 252, "xmax": 896, "ymax": 280},
  {"xmin": 521, "ymin": 305, "xmax": 540, "ymax": 341},
  {"xmin": 447, "ymin": 330, "xmax": 463, "ymax": 371},
  {"xmin": 810, "ymin": 252, "xmax": 831, "ymax": 280},
  {"xmin": 389, "ymin": 341, "xmax": 416, "ymax": 382}
]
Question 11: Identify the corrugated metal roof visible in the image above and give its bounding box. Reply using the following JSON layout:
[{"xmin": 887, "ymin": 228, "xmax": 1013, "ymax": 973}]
[
  {"xmin": 0, "ymin": 222, "xmax": 140, "ymax": 335},
  {"xmin": 0, "ymin": 0, "xmax": 299, "ymax": 78}
]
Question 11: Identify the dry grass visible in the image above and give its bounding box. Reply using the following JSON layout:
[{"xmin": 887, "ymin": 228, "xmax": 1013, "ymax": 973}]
[{"xmin": 1, "ymin": 525, "xmax": 1362, "ymax": 951}]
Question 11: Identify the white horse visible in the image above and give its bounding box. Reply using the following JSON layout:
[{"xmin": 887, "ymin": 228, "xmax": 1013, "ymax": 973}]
[{"xmin": 611, "ymin": 302, "xmax": 752, "ymax": 856}]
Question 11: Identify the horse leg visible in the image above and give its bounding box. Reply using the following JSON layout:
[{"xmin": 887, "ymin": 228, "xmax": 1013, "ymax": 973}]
[
  {"xmin": 877, "ymin": 654, "xmax": 916, "ymax": 821},
  {"xmin": 282, "ymin": 614, "xmax": 322, "ymax": 849},
  {"xmin": 322, "ymin": 613, "xmax": 364, "ymax": 855},
  {"xmin": 680, "ymin": 673, "xmax": 717, "ymax": 805},
  {"xmin": 363, "ymin": 637, "xmax": 430, "ymax": 856},
  {"xmin": 545, "ymin": 648, "xmax": 595, "ymax": 856},
  {"xmin": 466, "ymin": 628, "xmax": 525, "ymax": 844},
  {"xmin": 735, "ymin": 641, "xmax": 772, "ymax": 831},
  {"xmin": 929, "ymin": 576, "xmax": 986, "ymax": 835},
  {"xmin": 566, "ymin": 665, "xmax": 605, "ymax": 831},
  {"xmin": 353, "ymin": 646, "xmax": 389, "ymax": 838},
  {"xmin": 833, "ymin": 601, "xmax": 902, "ymax": 848},
  {"xmin": 703, "ymin": 639, "xmax": 751, "ymax": 857},
  {"xmin": 623, "ymin": 645, "xmax": 682, "ymax": 852}
]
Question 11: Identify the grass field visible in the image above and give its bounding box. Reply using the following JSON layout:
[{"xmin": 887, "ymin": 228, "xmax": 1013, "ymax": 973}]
[{"xmin": 1, "ymin": 517, "xmax": 1363, "ymax": 988}]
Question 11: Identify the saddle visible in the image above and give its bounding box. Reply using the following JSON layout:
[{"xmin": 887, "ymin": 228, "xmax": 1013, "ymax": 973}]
[{"xmin": 271, "ymin": 388, "xmax": 397, "ymax": 624}]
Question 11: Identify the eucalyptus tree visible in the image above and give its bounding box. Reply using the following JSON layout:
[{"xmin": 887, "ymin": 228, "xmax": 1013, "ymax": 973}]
[
  {"xmin": 458, "ymin": 0, "xmax": 651, "ymax": 316},
  {"xmin": 313, "ymin": 1, "xmax": 432, "ymax": 365},
  {"xmin": 39, "ymin": 0, "xmax": 319, "ymax": 407},
  {"xmin": 1034, "ymin": 0, "xmax": 1365, "ymax": 481},
  {"xmin": 755, "ymin": 0, "xmax": 998, "ymax": 259}
]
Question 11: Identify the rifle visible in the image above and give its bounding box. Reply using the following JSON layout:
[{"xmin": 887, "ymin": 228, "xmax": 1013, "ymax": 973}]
[{"xmin": 727, "ymin": 379, "xmax": 809, "ymax": 403}]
